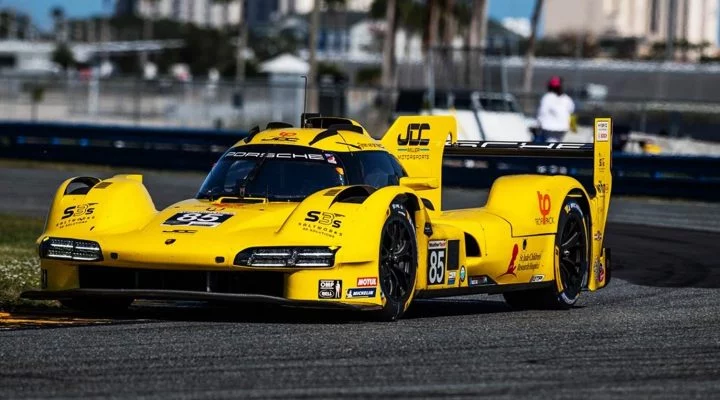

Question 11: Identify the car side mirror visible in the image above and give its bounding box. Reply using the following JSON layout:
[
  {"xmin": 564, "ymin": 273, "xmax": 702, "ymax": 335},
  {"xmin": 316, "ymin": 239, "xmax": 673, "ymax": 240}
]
[{"xmin": 399, "ymin": 177, "xmax": 439, "ymax": 190}]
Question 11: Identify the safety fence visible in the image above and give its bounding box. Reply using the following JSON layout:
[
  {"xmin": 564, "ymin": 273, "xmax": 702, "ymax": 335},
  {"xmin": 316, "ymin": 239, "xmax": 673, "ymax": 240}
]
[{"xmin": 0, "ymin": 121, "xmax": 718, "ymax": 202}]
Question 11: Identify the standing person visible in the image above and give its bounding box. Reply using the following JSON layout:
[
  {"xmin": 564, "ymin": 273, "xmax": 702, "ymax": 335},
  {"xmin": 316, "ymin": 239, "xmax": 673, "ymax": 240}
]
[{"xmin": 536, "ymin": 76, "xmax": 575, "ymax": 142}]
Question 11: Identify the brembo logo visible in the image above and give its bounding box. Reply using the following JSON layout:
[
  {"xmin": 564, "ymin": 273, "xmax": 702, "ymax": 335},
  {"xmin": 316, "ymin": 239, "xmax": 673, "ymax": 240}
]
[
  {"xmin": 397, "ymin": 123, "xmax": 430, "ymax": 146},
  {"xmin": 536, "ymin": 192, "xmax": 553, "ymax": 225}
]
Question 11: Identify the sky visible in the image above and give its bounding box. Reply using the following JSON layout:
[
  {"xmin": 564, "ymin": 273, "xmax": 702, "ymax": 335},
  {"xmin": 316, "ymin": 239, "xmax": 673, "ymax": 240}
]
[{"xmin": 1, "ymin": 0, "xmax": 538, "ymax": 33}]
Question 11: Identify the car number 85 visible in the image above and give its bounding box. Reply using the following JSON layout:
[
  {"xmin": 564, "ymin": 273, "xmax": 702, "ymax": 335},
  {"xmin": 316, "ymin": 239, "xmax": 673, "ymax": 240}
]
[
  {"xmin": 163, "ymin": 212, "xmax": 233, "ymax": 227},
  {"xmin": 428, "ymin": 249, "xmax": 445, "ymax": 285}
]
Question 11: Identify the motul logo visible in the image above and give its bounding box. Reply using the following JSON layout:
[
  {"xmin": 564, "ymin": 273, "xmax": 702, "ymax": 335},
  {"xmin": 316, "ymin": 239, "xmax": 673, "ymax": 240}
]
[{"xmin": 357, "ymin": 277, "xmax": 377, "ymax": 287}]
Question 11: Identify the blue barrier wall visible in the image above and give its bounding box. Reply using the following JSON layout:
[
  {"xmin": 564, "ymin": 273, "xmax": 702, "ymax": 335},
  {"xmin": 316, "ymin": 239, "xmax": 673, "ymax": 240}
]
[{"xmin": 1, "ymin": 121, "xmax": 719, "ymax": 201}]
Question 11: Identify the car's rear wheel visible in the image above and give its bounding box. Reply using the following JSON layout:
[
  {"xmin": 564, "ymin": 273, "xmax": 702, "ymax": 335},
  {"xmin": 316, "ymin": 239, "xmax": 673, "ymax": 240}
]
[
  {"xmin": 503, "ymin": 196, "xmax": 589, "ymax": 309},
  {"xmin": 376, "ymin": 200, "xmax": 418, "ymax": 321},
  {"xmin": 60, "ymin": 298, "xmax": 133, "ymax": 314}
]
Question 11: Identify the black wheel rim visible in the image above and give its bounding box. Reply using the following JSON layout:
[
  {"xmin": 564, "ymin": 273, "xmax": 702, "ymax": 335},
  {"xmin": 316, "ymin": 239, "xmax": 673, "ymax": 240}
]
[
  {"xmin": 379, "ymin": 219, "xmax": 415, "ymax": 303},
  {"xmin": 558, "ymin": 214, "xmax": 586, "ymax": 297}
]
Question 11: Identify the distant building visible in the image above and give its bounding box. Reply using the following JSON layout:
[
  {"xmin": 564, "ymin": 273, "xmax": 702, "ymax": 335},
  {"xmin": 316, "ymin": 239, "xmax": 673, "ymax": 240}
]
[
  {"xmin": 114, "ymin": 0, "xmax": 372, "ymax": 29},
  {"xmin": 543, "ymin": 0, "xmax": 719, "ymax": 59},
  {"xmin": 115, "ymin": 0, "xmax": 243, "ymax": 28}
]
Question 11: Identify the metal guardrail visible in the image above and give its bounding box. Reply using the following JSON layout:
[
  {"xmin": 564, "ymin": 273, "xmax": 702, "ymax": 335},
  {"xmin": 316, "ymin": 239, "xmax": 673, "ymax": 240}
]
[{"xmin": 0, "ymin": 121, "xmax": 718, "ymax": 202}]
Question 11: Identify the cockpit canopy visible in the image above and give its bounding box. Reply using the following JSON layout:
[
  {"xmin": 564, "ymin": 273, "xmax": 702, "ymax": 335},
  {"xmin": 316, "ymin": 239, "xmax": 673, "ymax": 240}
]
[{"xmin": 197, "ymin": 144, "xmax": 407, "ymax": 202}]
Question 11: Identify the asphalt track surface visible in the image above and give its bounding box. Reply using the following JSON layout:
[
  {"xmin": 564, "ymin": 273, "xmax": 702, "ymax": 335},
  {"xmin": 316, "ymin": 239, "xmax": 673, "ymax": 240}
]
[{"xmin": 1, "ymin": 163, "xmax": 720, "ymax": 399}]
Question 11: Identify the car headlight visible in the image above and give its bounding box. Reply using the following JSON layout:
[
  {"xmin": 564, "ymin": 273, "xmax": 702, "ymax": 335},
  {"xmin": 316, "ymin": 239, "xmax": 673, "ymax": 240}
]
[
  {"xmin": 40, "ymin": 237, "xmax": 103, "ymax": 262},
  {"xmin": 234, "ymin": 246, "xmax": 338, "ymax": 268}
]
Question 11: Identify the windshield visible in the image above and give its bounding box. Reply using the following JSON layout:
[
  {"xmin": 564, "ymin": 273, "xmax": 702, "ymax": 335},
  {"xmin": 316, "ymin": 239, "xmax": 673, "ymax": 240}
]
[{"xmin": 197, "ymin": 145, "xmax": 346, "ymax": 201}]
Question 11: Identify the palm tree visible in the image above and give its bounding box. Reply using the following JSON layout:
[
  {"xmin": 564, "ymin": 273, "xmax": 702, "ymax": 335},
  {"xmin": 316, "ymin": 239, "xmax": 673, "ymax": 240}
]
[
  {"xmin": 143, "ymin": 0, "xmax": 162, "ymax": 41},
  {"xmin": 380, "ymin": 0, "xmax": 397, "ymax": 106},
  {"xmin": 51, "ymin": 6, "xmax": 65, "ymax": 43},
  {"xmin": 308, "ymin": 0, "xmax": 321, "ymax": 113},
  {"xmin": 466, "ymin": 0, "xmax": 488, "ymax": 88},
  {"xmin": 522, "ymin": 0, "xmax": 544, "ymax": 104}
]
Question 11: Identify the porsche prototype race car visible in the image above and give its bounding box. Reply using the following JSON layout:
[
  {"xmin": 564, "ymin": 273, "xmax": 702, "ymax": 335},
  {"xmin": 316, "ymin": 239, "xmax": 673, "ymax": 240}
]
[{"xmin": 22, "ymin": 114, "xmax": 613, "ymax": 320}]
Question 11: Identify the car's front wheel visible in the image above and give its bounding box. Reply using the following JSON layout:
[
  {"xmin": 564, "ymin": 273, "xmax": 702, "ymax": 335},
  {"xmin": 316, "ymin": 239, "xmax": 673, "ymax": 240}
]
[{"xmin": 376, "ymin": 200, "xmax": 418, "ymax": 321}]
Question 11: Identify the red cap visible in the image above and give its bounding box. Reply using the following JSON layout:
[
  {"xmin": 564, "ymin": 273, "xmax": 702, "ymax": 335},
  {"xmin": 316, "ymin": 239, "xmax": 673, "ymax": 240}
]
[{"xmin": 548, "ymin": 76, "xmax": 562, "ymax": 88}]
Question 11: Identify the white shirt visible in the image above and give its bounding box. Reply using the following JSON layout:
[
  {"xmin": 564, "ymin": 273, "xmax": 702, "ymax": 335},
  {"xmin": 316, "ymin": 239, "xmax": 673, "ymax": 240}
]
[{"xmin": 537, "ymin": 92, "xmax": 575, "ymax": 132}]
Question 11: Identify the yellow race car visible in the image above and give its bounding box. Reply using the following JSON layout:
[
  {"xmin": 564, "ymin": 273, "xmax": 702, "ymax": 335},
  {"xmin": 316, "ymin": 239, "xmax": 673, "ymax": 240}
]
[{"xmin": 22, "ymin": 114, "xmax": 613, "ymax": 321}]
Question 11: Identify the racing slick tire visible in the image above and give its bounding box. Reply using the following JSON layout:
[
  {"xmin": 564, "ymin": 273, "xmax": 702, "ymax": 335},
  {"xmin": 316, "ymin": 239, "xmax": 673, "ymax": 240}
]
[
  {"xmin": 375, "ymin": 199, "xmax": 418, "ymax": 321},
  {"xmin": 60, "ymin": 298, "xmax": 133, "ymax": 314},
  {"xmin": 503, "ymin": 195, "xmax": 589, "ymax": 310}
]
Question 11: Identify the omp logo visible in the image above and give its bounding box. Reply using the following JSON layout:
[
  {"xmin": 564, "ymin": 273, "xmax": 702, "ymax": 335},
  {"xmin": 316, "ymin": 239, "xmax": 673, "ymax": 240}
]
[
  {"xmin": 397, "ymin": 123, "xmax": 430, "ymax": 146},
  {"xmin": 536, "ymin": 192, "xmax": 553, "ymax": 225},
  {"xmin": 62, "ymin": 203, "xmax": 98, "ymax": 220},
  {"xmin": 499, "ymin": 244, "xmax": 520, "ymax": 277}
]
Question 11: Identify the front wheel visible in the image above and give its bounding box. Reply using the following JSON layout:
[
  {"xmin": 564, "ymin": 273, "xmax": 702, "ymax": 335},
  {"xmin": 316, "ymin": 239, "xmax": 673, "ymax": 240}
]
[
  {"xmin": 504, "ymin": 196, "xmax": 589, "ymax": 309},
  {"xmin": 376, "ymin": 200, "xmax": 418, "ymax": 321}
]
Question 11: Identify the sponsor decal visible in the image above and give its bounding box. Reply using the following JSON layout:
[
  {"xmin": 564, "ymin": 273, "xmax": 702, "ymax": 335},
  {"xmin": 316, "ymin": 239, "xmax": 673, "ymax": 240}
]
[
  {"xmin": 358, "ymin": 143, "xmax": 384, "ymax": 149},
  {"xmin": 594, "ymin": 231, "xmax": 603, "ymax": 241},
  {"xmin": 225, "ymin": 151, "xmax": 325, "ymax": 161},
  {"xmin": 427, "ymin": 240, "xmax": 447, "ymax": 285},
  {"xmin": 346, "ymin": 288, "xmax": 376, "ymax": 299},
  {"xmin": 56, "ymin": 202, "xmax": 99, "ymax": 228},
  {"xmin": 595, "ymin": 120, "xmax": 609, "ymax": 142},
  {"xmin": 397, "ymin": 123, "xmax": 431, "ymax": 160},
  {"xmin": 261, "ymin": 131, "xmax": 299, "ymax": 142},
  {"xmin": 397, "ymin": 123, "xmax": 430, "ymax": 146},
  {"xmin": 318, "ymin": 280, "xmax": 342, "ymax": 299},
  {"xmin": 498, "ymin": 244, "xmax": 543, "ymax": 278},
  {"xmin": 531, "ymin": 274, "xmax": 545, "ymax": 283},
  {"xmin": 162, "ymin": 229, "xmax": 197, "ymax": 234},
  {"xmin": 453, "ymin": 141, "xmax": 591, "ymax": 151},
  {"xmin": 469, "ymin": 275, "xmax": 488, "ymax": 286},
  {"xmin": 163, "ymin": 212, "xmax": 233, "ymax": 227},
  {"xmin": 536, "ymin": 192, "xmax": 554, "ymax": 225},
  {"xmin": 357, "ymin": 277, "xmax": 377, "ymax": 287},
  {"xmin": 448, "ymin": 271, "xmax": 457, "ymax": 285},
  {"xmin": 499, "ymin": 244, "xmax": 520, "ymax": 277},
  {"xmin": 459, "ymin": 265, "xmax": 466, "ymax": 282},
  {"xmin": 596, "ymin": 182, "xmax": 608, "ymax": 195},
  {"xmin": 300, "ymin": 211, "xmax": 344, "ymax": 238},
  {"xmin": 325, "ymin": 153, "xmax": 337, "ymax": 164},
  {"xmin": 594, "ymin": 260, "xmax": 605, "ymax": 283},
  {"xmin": 598, "ymin": 157, "xmax": 607, "ymax": 173}
]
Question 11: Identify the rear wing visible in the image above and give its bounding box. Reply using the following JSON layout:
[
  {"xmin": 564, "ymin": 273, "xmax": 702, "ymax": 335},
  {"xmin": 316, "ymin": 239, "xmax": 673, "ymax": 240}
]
[{"xmin": 443, "ymin": 118, "xmax": 613, "ymax": 201}]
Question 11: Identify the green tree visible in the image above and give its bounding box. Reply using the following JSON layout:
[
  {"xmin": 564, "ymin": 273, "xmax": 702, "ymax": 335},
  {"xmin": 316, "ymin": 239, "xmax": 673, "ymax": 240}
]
[{"xmin": 52, "ymin": 43, "xmax": 76, "ymax": 70}]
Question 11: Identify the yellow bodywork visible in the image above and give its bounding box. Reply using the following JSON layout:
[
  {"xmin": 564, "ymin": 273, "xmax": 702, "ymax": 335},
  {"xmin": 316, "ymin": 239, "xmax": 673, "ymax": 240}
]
[{"xmin": 31, "ymin": 115, "xmax": 613, "ymax": 310}]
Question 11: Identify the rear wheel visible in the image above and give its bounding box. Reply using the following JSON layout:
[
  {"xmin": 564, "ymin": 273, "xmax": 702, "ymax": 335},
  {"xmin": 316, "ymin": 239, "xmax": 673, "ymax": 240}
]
[
  {"xmin": 504, "ymin": 196, "xmax": 589, "ymax": 309},
  {"xmin": 376, "ymin": 200, "xmax": 418, "ymax": 321},
  {"xmin": 60, "ymin": 298, "xmax": 133, "ymax": 314}
]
